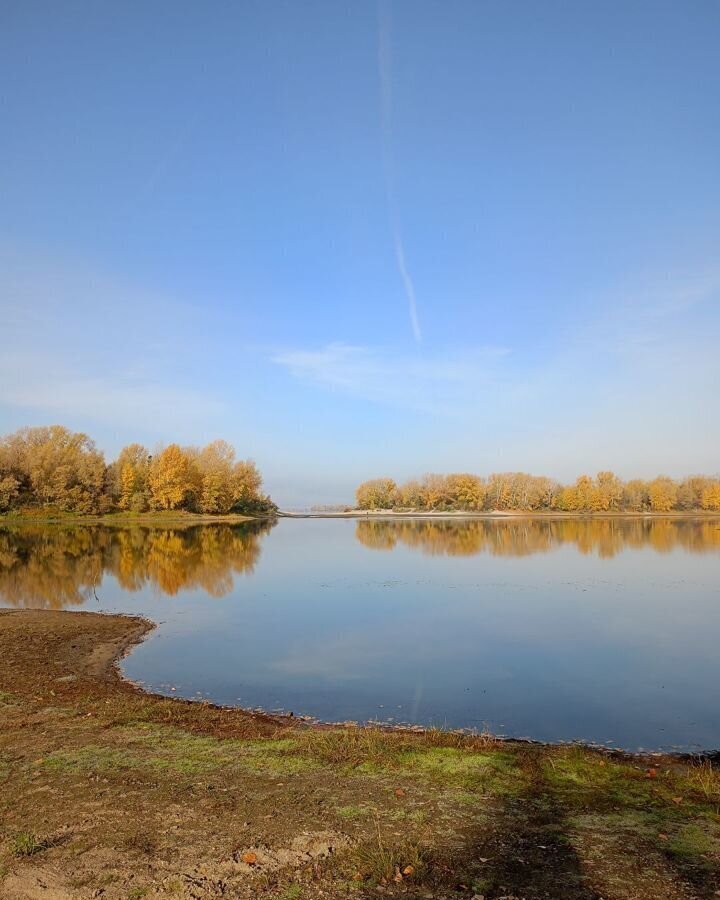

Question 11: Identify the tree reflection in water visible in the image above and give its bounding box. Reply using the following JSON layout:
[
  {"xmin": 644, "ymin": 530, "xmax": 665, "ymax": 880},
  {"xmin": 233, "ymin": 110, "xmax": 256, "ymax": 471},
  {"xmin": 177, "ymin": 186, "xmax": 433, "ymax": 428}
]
[
  {"xmin": 2, "ymin": 517, "xmax": 718, "ymax": 610},
  {"xmin": 355, "ymin": 516, "xmax": 720, "ymax": 558},
  {"xmin": 0, "ymin": 520, "xmax": 275, "ymax": 609}
]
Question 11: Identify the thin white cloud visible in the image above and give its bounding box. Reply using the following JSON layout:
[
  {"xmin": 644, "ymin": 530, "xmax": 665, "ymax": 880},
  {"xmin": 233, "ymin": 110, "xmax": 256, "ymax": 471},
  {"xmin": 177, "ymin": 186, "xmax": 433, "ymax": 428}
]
[
  {"xmin": 378, "ymin": 0, "xmax": 422, "ymax": 343},
  {"xmin": 272, "ymin": 342, "xmax": 510, "ymax": 415}
]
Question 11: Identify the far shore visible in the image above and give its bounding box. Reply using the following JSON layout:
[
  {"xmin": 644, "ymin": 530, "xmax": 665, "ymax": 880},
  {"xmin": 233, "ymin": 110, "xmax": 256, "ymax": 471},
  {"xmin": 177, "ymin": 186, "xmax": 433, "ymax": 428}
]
[
  {"xmin": 279, "ymin": 508, "xmax": 720, "ymax": 519},
  {"xmin": 1, "ymin": 508, "xmax": 718, "ymax": 530}
]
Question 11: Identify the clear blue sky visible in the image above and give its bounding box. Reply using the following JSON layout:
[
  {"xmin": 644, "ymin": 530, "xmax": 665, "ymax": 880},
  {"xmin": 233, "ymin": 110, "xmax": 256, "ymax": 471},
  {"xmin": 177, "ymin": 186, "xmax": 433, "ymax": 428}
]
[{"xmin": 1, "ymin": 1, "xmax": 719, "ymax": 505}]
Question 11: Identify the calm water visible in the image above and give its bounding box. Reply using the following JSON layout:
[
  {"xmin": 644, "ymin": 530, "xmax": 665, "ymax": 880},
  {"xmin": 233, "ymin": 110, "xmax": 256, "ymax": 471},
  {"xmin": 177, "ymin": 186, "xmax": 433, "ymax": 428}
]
[{"xmin": 1, "ymin": 517, "xmax": 719, "ymax": 752}]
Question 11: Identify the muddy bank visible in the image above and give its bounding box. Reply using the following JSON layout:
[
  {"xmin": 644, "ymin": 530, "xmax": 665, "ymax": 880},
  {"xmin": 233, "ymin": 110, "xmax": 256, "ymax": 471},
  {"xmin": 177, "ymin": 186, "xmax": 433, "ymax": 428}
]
[{"xmin": 0, "ymin": 609, "xmax": 718, "ymax": 899}]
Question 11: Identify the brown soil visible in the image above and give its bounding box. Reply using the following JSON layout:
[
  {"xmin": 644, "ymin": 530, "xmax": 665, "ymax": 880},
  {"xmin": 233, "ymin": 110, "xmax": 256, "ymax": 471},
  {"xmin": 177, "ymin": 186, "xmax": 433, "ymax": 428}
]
[{"xmin": 1, "ymin": 609, "xmax": 718, "ymax": 900}]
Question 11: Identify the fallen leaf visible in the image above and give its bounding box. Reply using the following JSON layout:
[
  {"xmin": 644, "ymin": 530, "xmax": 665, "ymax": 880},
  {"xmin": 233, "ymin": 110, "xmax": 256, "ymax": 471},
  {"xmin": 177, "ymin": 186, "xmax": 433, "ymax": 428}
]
[
  {"xmin": 646, "ymin": 767, "xmax": 657, "ymax": 778},
  {"xmin": 241, "ymin": 851, "xmax": 258, "ymax": 865},
  {"xmin": 658, "ymin": 833, "xmax": 668, "ymax": 841},
  {"xmin": 671, "ymin": 796, "xmax": 683, "ymax": 804},
  {"xmin": 403, "ymin": 865, "xmax": 414, "ymax": 876},
  {"xmin": 395, "ymin": 788, "xmax": 406, "ymax": 797}
]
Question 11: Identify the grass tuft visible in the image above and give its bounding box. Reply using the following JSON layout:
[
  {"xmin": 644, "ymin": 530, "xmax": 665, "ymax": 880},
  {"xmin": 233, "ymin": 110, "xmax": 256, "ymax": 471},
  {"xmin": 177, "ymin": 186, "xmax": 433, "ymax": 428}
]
[
  {"xmin": 686, "ymin": 759, "xmax": 720, "ymax": 806},
  {"xmin": 12, "ymin": 831, "xmax": 50, "ymax": 857},
  {"xmin": 353, "ymin": 816, "xmax": 428, "ymax": 887}
]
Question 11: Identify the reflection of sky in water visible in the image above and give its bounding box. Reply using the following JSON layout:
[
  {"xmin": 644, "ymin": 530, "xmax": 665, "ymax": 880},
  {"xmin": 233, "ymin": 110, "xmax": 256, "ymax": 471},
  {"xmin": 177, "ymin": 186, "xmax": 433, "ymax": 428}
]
[{"xmin": 1, "ymin": 518, "xmax": 719, "ymax": 751}]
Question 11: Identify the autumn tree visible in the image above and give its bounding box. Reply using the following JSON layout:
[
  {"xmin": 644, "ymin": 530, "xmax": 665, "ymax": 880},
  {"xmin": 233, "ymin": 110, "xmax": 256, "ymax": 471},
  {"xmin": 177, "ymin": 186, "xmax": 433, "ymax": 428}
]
[
  {"xmin": 648, "ymin": 476, "xmax": 677, "ymax": 512},
  {"xmin": 677, "ymin": 476, "xmax": 712, "ymax": 510},
  {"xmin": 397, "ymin": 478, "xmax": 423, "ymax": 508},
  {"xmin": 148, "ymin": 445, "xmax": 201, "ymax": 511},
  {"xmin": 701, "ymin": 482, "xmax": 720, "ymax": 511},
  {"xmin": 622, "ymin": 479, "xmax": 649, "ymax": 511},
  {"xmin": 418, "ymin": 474, "xmax": 454, "ymax": 510},
  {"xmin": 596, "ymin": 471, "xmax": 623, "ymax": 511},
  {"xmin": 447, "ymin": 473, "xmax": 486, "ymax": 510},
  {"xmin": 0, "ymin": 474, "xmax": 20, "ymax": 512},
  {"xmin": 356, "ymin": 478, "xmax": 398, "ymax": 510},
  {"xmin": 195, "ymin": 440, "xmax": 236, "ymax": 513},
  {"xmin": 0, "ymin": 426, "xmax": 108, "ymax": 513},
  {"xmin": 229, "ymin": 459, "xmax": 265, "ymax": 512},
  {"xmin": 115, "ymin": 444, "xmax": 151, "ymax": 511}
]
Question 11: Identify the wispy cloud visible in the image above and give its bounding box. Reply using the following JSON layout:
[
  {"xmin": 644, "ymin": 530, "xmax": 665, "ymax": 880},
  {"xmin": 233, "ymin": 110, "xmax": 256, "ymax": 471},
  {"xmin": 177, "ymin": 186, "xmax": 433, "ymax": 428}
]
[
  {"xmin": 581, "ymin": 268, "xmax": 720, "ymax": 359},
  {"xmin": 272, "ymin": 342, "xmax": 510, "ymax": 414},
  {"xmin": 378, "ymin": 0, "xmax": 422, "ymax": 343},
  {"xmin": 270, "ymin": 262, "xmax": 720, "ymax": 479}
]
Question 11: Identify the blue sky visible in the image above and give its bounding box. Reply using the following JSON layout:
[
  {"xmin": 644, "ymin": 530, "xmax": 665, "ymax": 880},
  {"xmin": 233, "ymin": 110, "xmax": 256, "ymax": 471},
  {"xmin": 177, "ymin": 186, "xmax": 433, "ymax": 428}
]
[{"xmin": 1, "ymin": 1, "xmax": 719, "ymax": 505}]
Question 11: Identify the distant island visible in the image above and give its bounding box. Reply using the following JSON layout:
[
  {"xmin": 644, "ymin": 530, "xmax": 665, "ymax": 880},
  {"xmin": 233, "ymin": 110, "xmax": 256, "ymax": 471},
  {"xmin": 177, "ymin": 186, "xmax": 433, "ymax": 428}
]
[
  {"xmin": 0, "ymin": 425, "xmax": 276, "ymax": 518},
  {"xmin": 354, "ymin": 472, "xmax": 720, "ymax": 514}
]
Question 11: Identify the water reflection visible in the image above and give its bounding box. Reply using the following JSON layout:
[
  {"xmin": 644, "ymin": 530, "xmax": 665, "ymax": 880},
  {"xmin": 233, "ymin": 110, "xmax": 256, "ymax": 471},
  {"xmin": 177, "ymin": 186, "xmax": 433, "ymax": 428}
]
[
  {"xmin": 2, "ymin": 517, "xmax": 719, "ymax": 610},
  {"xmin": 355, "ymin": 516, "xmax": 720, "ymax": 558},
  {"xmin": 1, "ymin": 517, "xmax": 719, "ymax": 749},
  {"xmin": 0, "ymin": 521, "xmax": 275, "ymax": 608}
]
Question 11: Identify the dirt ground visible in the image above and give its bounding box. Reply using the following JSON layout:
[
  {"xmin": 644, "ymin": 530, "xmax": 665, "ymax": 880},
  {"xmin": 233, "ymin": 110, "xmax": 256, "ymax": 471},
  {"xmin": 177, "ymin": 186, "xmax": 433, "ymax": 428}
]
[{"xmin": 1, "ymin": 609, "xmax": 719, "ymax": 900}]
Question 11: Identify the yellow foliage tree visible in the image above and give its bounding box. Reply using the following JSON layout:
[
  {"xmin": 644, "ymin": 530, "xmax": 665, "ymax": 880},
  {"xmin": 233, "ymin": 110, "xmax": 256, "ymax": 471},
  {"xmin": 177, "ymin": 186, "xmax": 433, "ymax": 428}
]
[
  {"xmin": 447, "ymin": 473, "xmax": 486, "ymax": 510},
  {"xmin": 148, "ymin": 445, "xmax": 200, "ymax": 511},
  {"xmin": 701, "ymin": 483, "xmax": 720, "ymax": 511},
  {"xmin": 356, "ymin": 478, "xmax": 398, "ymax": 510},
  {"xmin": 116, "ymin": 444, "xmax": 151, "ymax": 510},
  {"xmin": 648, "ymin": 476, "xmax": 677, "ymax": 512}
]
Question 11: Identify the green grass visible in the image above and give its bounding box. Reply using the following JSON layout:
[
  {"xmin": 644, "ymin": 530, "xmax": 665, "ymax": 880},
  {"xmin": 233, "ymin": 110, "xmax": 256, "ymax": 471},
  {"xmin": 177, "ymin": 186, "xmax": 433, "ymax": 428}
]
[
  {"xmin": 41, "ymin": 726, "xmax": 317, "ymax": 778},
  {"xmin": 0, "ymin": 690, "xmax": 16, "ymax": 705},
  {"xmin": 126, "ymin": 887, "xmax": 150, "ymax": 900},
  {"xmin": 292, "ymin": 725, "xmax": 497, "ymax": 766},
  {"xmin": 668, "ymin": 823, "xmax": 716, "ymax": 858},
  {"xmin": 544, "ymin": 748, "xmax": 663, "ymax": 809},
  {"xmin": 11, "ymin": 831, "xmax": 49, "ymax": 857},
  {"xmin": 336, "ymin": 804, "xmax": 369, "ymax": 820},
  {"xmin": 685, "ymin": 759, "xmax": 720, "ymax": 805},
  {"xmin": 277, "ymin": 886, "xmax": 303, "ymax": 900},
  {"xmin": 358, "ymin": 745, "xmax": 525, "ymax": 797},
  {"xmin": 352, "ymin": 822, "xmax": 428, "ymax": 887}
]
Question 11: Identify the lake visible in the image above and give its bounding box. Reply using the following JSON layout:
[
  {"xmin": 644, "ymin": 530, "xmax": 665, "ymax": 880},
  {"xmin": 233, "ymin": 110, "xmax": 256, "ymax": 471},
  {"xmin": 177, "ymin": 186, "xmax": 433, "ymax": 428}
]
[{"xmin": 1, "ymin": 516, "xmax": 719, "ymax": 752}]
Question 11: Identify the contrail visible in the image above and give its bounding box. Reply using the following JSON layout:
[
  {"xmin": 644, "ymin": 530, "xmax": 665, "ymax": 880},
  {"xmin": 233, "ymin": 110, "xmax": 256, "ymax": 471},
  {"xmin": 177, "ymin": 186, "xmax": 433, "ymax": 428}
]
[{"xmin": 378, "ymin": 1, "xmax": 422, "ymax": 343}]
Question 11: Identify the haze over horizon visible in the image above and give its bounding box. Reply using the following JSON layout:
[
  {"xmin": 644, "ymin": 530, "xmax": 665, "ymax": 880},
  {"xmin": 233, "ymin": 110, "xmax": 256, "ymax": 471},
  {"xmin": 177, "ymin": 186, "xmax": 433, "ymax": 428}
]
[{"xmin": 2, "ymin": 1, "xmax": 719, "ymax": 506}]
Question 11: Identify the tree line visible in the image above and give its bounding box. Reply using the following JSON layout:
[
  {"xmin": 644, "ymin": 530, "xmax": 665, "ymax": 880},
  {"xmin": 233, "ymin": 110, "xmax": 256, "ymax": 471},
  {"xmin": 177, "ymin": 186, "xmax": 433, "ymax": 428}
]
[
  {"xmin": 355, "ymin": 471, "xmax": 720, "ymax": 513},
  {"xmin": 0, "ymin": 426, "xmax": 275, "ymax": 516}
]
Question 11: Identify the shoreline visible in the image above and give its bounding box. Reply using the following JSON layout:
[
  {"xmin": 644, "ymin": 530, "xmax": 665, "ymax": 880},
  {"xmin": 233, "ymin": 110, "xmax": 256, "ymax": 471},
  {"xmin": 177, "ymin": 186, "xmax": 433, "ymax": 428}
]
[
  {"xmin": 0, "ymin": 510, "xmax": 277, "ymax": 527},
  {"xmin": 0, "ymin": 608, "xmax": 712, "ymax": 760},
  {"xmin": 1, "ymin": 609, "xmax": 719, "ymax": 898},
  {"xmin": 280, "ymin": 509, "xmax": 720, "ymax": 519}
]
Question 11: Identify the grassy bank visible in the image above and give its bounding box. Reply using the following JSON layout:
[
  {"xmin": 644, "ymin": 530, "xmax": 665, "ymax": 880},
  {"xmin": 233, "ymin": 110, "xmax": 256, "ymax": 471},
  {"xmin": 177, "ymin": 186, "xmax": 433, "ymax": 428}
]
[
  {"xmin": 0, "ymin": 509, "xmax": 275, "ymax": 527},
  {"xmin": 0, "ymin": 610, "xmax": 718, "ymax": 899}
]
